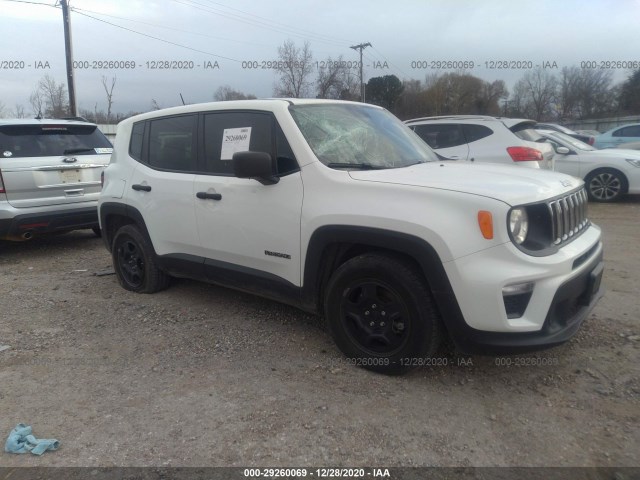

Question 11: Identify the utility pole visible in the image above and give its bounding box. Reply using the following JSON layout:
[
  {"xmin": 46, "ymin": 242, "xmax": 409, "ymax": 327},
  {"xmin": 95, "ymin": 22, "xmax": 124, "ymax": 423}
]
[
  {"xmin": 350, "ymin": 42, "xmax": 371, "ymax": 102},
  {"xmin": 60, "ymin": 0, "xmax": 77, "ymax": 116}
]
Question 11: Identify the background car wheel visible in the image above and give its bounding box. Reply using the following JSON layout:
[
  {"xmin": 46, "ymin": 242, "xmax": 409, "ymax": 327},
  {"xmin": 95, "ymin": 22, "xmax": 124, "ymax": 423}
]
[
  {"xmin": 324, "ymin": 253, "xmax": 442, "ymax": 375},
  {"xmin": 585, "ymin": 168, "xmax": 627, "ymax": 202},
  {"xmin": 112, "ymin": 224, "xmax": 169, "ymax": 293},
  {"xmin": 92, "ymin": 226, "xmax": 102, "ymax": 238}
]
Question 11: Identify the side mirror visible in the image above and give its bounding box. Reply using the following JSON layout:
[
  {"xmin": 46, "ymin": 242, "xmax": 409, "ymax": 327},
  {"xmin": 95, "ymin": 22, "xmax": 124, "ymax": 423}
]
[
  {"xmin": 556, "ymin": 146, "xmax": 570, "ymax": 155},
  {"xmin": 233, "ymin": 151, "xmax": 279, "ymax": 185}
]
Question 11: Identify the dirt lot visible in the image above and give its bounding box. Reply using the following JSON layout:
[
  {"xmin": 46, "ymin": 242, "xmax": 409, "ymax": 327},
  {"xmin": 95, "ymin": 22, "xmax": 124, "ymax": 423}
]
[{"xmin": 0, "ymin": 197, "xmax": 638, "ymax": 469}]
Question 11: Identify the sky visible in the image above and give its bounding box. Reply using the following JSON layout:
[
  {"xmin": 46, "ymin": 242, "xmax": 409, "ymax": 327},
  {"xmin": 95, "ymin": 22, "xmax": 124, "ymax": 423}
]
[{"xmin": 1, "ymin": 0, "xmax": 640, "ymax": 117}]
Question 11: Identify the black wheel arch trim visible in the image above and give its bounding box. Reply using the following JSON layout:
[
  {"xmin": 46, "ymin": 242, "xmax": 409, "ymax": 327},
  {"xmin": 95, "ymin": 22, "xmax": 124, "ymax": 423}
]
[
  {"xmin": 301, "ymin": 225, "xmax": 468, "ymax": 335},
  {"xmin": 99, "ymin": 202, "xmax": 154, "ymax": 253}
]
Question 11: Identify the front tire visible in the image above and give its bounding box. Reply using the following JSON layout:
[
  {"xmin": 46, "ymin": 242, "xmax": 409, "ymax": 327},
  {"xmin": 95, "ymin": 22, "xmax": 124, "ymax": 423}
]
[
  {"xmin": 324, "ymin": 253, "xmax": 442, "ymax": 375},
  {"xmin": 585, "ymin": 168, "xmax": 627, "ymax": 202},
  {"xmin": 112, "ymin": 224, "xmax": 169, "ymax": 293}
]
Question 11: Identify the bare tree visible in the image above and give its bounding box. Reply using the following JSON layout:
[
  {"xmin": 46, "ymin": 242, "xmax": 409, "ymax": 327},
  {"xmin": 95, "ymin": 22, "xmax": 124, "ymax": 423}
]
[
  {"xmin": 619, "ymin": 69, "xmax": 640, "ymax": 114},
  {"xmin": 316, "ymin": 56, "xmax": 354, "ymax": 99},
  {"xmin": 29, "ymin": 90, "xmax": 44, "ymax": 117},
  {"xmin": 557, "ymin": 67, "xmax": 582, "ymax": 120},
  {"xmin": 273, "ymin": 40, "xmax": 314, "ymax": 98},
  {"xmin": 422, "ymin": 73, "xmax": 445, "ymax": 115},
  {"xmin": 478, "ymin": 80, "xmax": 508, "ymax": 115},
  {"xmin": 415, "ymin": 72, "xmax": 489, "ymax": 115},
  {"xmin": 339, "ymin": 70, "xmax": 360, "ymax": 101},
  {"xmin": 579, "ymin": 69, "xmax": 615, "ymax": 118},
  {"xmin": 12, "ymin": 104, "xmax": 27, "ymax": 118},
  {"xmin": 37, "ymin": 75, "xmax": 69, "ymax": 117},
  {"xmin": 507, "ymin": 79, "xmax": 533, "ymax": 118},
  {"xmin": 101, "ymin": 75, "xmax": 117, "ymax": 122},
  {"xmin": 213, "ymin": 85, "xmax": 257, "ymax": 101},
  {"xmin": 512, "ymin": 68, "xmax": 558, "ymax": 120},
  {"xmin": 0, "ymin": 101, "xmax": 6, "ymax": 118}
]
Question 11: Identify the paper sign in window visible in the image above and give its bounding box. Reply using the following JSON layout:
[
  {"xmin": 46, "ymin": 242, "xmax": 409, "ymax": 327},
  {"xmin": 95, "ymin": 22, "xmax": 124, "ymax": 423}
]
[{"xmin": 221, "ymin": 127, "xmax": 252, "ymax": 160}]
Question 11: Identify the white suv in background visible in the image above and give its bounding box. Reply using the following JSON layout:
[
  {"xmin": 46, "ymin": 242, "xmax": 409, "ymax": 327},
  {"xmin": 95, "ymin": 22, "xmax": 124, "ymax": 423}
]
[
  {"xmin": 405, "ymin": 115, "xmax": 555, "ymax": 169},
  {"xmin": 0, "ymin": 119, "xmax": 112, "ymax": 241},
  {"xmin": 99, "ymin": 100, "xmax": 603, "ymax": 375}
]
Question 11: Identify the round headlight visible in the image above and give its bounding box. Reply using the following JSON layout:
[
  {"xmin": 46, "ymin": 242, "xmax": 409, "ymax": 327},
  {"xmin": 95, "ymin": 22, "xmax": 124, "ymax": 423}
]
[{"xmin": 509, "ymin": 208, "xmax": 529, "ymax": 244}]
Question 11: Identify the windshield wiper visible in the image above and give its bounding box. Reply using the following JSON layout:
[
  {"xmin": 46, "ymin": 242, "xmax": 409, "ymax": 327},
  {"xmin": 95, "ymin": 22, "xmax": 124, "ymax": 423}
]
[
  {"xmin": 63, "ymin": 147, "xmax": 96, "ymax": 154},
  {"xmin": 327, "ymin": 162, "xmax": 388, "ymax": 170}
]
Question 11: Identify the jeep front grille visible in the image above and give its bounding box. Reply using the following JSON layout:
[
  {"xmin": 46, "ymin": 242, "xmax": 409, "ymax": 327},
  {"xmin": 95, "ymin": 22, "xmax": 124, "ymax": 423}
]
[{"xmin": 547, "ymin": 188, "xmax": 589, "ymax": 245}]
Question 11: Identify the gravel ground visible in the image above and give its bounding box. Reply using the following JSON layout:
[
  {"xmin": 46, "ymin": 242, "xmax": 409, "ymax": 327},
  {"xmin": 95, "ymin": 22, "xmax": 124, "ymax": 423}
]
[{"xmin": 0, "ymin": 197, "xmax": 638, "ymax": 468}]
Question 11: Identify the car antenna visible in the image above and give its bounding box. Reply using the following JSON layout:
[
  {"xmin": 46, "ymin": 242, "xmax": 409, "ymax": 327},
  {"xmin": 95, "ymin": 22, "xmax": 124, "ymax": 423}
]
[{"xmin": 180, "ymin": 93, "xmax": 186, "ymax": 105}]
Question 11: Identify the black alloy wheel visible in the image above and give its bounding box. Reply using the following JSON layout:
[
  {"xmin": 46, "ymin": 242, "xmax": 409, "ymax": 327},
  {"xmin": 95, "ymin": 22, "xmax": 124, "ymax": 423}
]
[{"xmin": 111, "ymin": 224, "xmax": 169, "ymax": 293}]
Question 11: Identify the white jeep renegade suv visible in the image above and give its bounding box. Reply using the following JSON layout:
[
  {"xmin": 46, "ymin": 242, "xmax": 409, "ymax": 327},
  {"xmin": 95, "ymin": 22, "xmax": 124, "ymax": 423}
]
[{"xmin": 99, "ymin": 100, "xmax": 604, "ymax": 375}]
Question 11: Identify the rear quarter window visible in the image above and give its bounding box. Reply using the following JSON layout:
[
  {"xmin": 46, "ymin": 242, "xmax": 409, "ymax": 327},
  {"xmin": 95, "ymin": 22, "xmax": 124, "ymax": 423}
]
[
  {"xmin": 462, "ymin": 124, "xmax": 493, "ymax": 143},
  {"xmin": 129, "ymin": 121, "xmax": 145, "ymax": 161},
  {"xmin": 511, "ymin": 124, "xmax": 545, "ymax": 142}
]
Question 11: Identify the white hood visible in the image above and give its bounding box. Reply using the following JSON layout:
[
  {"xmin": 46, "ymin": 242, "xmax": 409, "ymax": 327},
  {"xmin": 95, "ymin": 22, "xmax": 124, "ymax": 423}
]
[{"xmin": 348, "ymin": 161, "xmax": 582, "ymax": 206}]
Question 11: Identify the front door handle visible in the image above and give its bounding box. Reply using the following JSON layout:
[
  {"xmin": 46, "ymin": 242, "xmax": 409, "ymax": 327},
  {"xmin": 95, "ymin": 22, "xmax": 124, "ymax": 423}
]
[
  {"xmin": 132, "ymin": 184, "xmax": 151, "ymax": 192},
  {"xmin": 196, "ymin": 191, "xmax": 222, "ymax": 200}
]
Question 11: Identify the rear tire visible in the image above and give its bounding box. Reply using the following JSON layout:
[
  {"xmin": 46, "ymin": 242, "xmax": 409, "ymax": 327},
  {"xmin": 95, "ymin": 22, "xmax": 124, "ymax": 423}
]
[
  {"xmin": 112, "ymin": 224, "xmax": 169, "ymax": 293},
  {"xmin": 585, "ymin": 168, "xmax": 627, "ymax": 202},
  {"xmin": 92, "ymin": 226, "xmax": 102, "ymax": 238},
  {"xmin": 324, "ymin": 253, "xmax": 442, "ymax": 375}
]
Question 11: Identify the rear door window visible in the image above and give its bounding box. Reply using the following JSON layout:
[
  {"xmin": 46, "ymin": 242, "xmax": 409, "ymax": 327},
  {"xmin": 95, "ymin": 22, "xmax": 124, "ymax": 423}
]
[
  {"xmin": 148, "ymin": 115, "xmax": 198, "ymax": 172},
  {"xmin": 411, "ymin": 124, "xmax": 466, "ymax": 149},
  {"xmin": 0, "ymin": 124, "xmax": 112, "ymax": 158}
]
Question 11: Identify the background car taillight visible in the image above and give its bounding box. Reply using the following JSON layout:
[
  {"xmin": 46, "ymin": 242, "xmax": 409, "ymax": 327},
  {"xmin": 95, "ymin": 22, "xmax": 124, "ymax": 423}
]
[
  {"xmin": 587, "ymin": 137, "xmax": 595, "ymax": 146},
  {"xmin": 0, "ymin": 170, "xmax": 5, "ymax": 194},
  {"xmin": 507, "ymin": 147, "xmax": 543, "ymax": 162}
]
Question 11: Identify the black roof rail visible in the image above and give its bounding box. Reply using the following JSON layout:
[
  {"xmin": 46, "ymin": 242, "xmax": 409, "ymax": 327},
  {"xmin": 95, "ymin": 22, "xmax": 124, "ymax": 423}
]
[
  {"xmin": 405, "ymin": 115, "xmax": 502, "ymax": 123},
  {"xmin": 57, "ymin": 116, "xmax": 91, "ymax": 122}
]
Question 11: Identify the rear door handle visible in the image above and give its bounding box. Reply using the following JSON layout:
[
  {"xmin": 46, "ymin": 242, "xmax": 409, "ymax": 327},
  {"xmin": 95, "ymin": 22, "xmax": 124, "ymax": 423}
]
[
  {"xmin": 196, "ymin": 192, "xmax": 222, "ymax": 200},
  {"xmin": 132, "ymin": 184, "xmax": 151, "ymax": 192}
]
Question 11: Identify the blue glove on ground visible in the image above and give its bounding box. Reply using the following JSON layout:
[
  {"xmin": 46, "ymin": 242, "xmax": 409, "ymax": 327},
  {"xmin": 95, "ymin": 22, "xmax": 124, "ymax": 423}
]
[{"xmin": 4, "ymin": 423, "xmax": 59, "ymax": 455}]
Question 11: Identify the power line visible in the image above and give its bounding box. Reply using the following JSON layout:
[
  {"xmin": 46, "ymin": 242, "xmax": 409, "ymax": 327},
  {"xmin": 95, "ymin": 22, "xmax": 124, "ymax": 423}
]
[
  {"xmin": 3, "ymin": 0, "xmax": 366, "ymax": 66},
  {"xmin": 171, "ymin": 0, "xmax": 352, "ymax": 48},
  {"xmin": 71, "ymin": 9, "xmax": 242, "ymax": 62},
  {"xmin": 69, "ymin": 6, "xmax": 279, "ymax": 51},
  {"xmin": 196, "ymin": 0, "xmax": 355, "ymax": 45},
  {"xmin": 1, "ymin": 0, "xmax": 55, "ymax": 6},
  {"xmin": 176, "ymin": 0, "xmax": 352, "ymax": 46},
  {"xmin": 372, "ymin": 45, "xmax": 410, "ymax": 79}
]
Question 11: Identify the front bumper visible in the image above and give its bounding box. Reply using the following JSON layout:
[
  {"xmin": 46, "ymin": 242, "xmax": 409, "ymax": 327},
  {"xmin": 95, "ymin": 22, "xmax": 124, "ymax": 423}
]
[
  {"xmin": 439, "ymin": 224, "xmax": 604, "ymax": 354},
  {"xmin": 0, "ymin": 206, "xmax": 98, "ymax": 241},
  {"xmin": 447, "ymin": 250, "xmax": 603, "ymax": 354}
]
